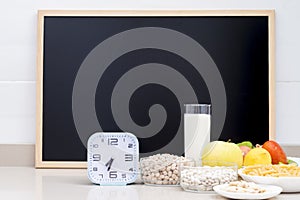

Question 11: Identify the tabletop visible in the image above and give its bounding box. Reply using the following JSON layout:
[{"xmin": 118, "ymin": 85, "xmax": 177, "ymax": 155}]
[{"xmin": 0, "ymin": 167, "xmax": 299, "ymax": 200}]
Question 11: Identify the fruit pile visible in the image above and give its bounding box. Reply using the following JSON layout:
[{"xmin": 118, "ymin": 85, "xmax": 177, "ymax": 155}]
[
  {"xmin": 201, "ymin": 140, "xmax": 292, "ymax": 167},
  {"xmin": 239, "ymin": 140, "xmax": 287, "ymax": 166}
]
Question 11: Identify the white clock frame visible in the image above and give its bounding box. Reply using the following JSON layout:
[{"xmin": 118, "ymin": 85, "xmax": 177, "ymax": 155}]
[{"xmin": 87, "ymin": 132, "xmax": 139, "ymax": 185}]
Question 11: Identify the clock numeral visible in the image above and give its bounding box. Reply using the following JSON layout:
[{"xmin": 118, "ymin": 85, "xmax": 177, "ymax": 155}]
[
  {"xmin": 129, "ymin": 168, "xmax": 134, "ymax": 172},
  {"xmin": 109, "ymin": 171, "xmax": 117, "ymax": 179},
  {"xmin": 108, "ymin": 138, "xmax": 118, "ymax": 145},
  {"xmin": 123, "ymin": 138, "xmax": 125, "ymax": 142},
  {"xmin": 92, "ymin": 144, "xmax": 99, "ymax": 148},
  {"xmin": 122, "ymin": 174, "xmax": 126, "ymax": 178},
  {"xmin": 128, "ymin": 143, "xmax": 133, "ymax": 148},
  {"xmin": 99, "ymin": 174, "xmax": 103, "ymax": 178},
  {"xmin": 125, "ymin": 154, "xmax": 133, "ymax": 162},
  {"xmin": 93, "ymin": 154, "xmax": 101, "ymax": 161},
  {"xmin": 101, "ymin": 139, "xmax": 104, "ymax": 143},
  {"xmin": 93, "ymin": 167, "xmax": 98, "ymax": 171}
]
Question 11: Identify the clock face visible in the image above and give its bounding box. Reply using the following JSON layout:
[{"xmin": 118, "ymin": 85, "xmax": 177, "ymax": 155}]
[{"xmin": 87, "ymin": 132, "xmax": 139, "ymax": 185}]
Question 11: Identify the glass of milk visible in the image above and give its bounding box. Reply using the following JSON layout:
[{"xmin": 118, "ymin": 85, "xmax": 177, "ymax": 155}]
[{"xmin": 184, "ymin": 104, "xmax": 211, "ymax": 163}]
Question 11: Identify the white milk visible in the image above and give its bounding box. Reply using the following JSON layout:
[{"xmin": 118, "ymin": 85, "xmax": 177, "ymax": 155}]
[{"xmin": 184, "ymin": 113, "xmax": 211, "ymax": 162}]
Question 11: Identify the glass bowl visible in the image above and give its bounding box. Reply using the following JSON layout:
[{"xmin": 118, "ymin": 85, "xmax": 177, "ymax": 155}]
[
  {"xmin": 140, "ymin": 154, "xmax": 194, "ymax": 186},
  {"xmin": 180, "ymin": 161, "xmax": 238, "ymax": 192}
]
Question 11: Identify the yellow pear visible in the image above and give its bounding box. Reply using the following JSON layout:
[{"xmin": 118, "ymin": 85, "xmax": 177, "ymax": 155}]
[{"xmin": 243, "ymin": 147, "xmax": 272, "ymax": 166}]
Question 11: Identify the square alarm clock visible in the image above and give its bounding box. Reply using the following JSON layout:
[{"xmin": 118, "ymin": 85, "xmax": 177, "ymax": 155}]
[{"xmin": 87, "ymin": 132, "xmax": 139, "ymax": 185}]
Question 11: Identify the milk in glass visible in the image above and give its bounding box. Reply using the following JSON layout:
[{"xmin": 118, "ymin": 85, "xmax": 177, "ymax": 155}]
[{"xmin": 184, "ymin": 104, "xmax": 211, "ymax": 162}]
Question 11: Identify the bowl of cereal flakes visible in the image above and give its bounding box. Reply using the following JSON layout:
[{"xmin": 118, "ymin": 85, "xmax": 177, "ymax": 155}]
[{"xmin": 213, "ymin": 180, "xmax": 282, "ymax": 199}]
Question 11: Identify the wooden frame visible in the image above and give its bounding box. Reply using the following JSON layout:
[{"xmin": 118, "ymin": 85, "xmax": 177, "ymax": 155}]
[{"xmin": 36, "ymin": 10, "xmax": 275, "ymax": 168}]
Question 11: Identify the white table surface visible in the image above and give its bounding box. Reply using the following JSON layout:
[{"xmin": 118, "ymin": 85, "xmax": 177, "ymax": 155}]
[{"xmin": 0, "ymin": 167, "xmax": 300, "ymax": 200}]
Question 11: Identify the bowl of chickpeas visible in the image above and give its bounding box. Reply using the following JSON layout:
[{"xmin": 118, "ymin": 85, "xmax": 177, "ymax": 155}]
[{"xmin": 139, "ymin": 154, "xmax": 194, "ymax": 186}]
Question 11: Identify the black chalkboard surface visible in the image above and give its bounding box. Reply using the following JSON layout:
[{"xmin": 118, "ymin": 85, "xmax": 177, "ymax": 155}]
[{"xmin": 36, "ymin": 10, "xmax": 275, "ymax": 168}]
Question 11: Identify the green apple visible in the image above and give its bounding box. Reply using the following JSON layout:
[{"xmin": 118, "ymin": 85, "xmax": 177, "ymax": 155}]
[{"xmin": 237, "ymin": 141, "xmax": 253, "ymax": 148}]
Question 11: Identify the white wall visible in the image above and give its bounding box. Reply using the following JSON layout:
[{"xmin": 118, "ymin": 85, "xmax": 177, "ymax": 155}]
[{"xmin": 1, "ymin": 0, "xmax": 300, "ymax": 145}]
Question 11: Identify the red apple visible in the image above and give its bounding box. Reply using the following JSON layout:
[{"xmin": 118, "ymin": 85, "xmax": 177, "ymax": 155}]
[{"xmin": 262, "ymin": 140, "xmax": 288, "ymax": 164}]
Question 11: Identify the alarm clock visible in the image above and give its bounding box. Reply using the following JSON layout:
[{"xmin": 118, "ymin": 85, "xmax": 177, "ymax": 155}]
[{"xmin": 87, "ymin": 132, "xmax": 139, "ymax": 185}]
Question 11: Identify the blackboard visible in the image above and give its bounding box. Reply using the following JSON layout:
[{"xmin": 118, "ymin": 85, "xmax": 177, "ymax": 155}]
[{"xmin": 36, "ymin": 10, "xmax": 275, "ymax": 168}]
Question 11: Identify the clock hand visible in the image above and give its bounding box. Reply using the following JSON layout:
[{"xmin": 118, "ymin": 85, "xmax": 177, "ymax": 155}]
[
  {"xmin": 107, "ymin": 159, "xmax": 114, "ymax": 171},
  {"xmin": 105, "ymin": 158, "xmax": 114, "ymax": 171}
]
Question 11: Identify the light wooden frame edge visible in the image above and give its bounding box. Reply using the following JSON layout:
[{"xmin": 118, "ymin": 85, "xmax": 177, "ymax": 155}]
[{"xmin": 36, "ymin": 10, "xmax": 275, "ymax": 168}]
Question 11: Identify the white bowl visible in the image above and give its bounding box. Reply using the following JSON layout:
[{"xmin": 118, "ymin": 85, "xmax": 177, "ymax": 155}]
[
  {"xmin": 213, "ymin": 183, "xmax": 282, "ymax": 199},
  {"xmin": 238, "ymin": 169, "xmax": 300, "ymax": 193}
]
